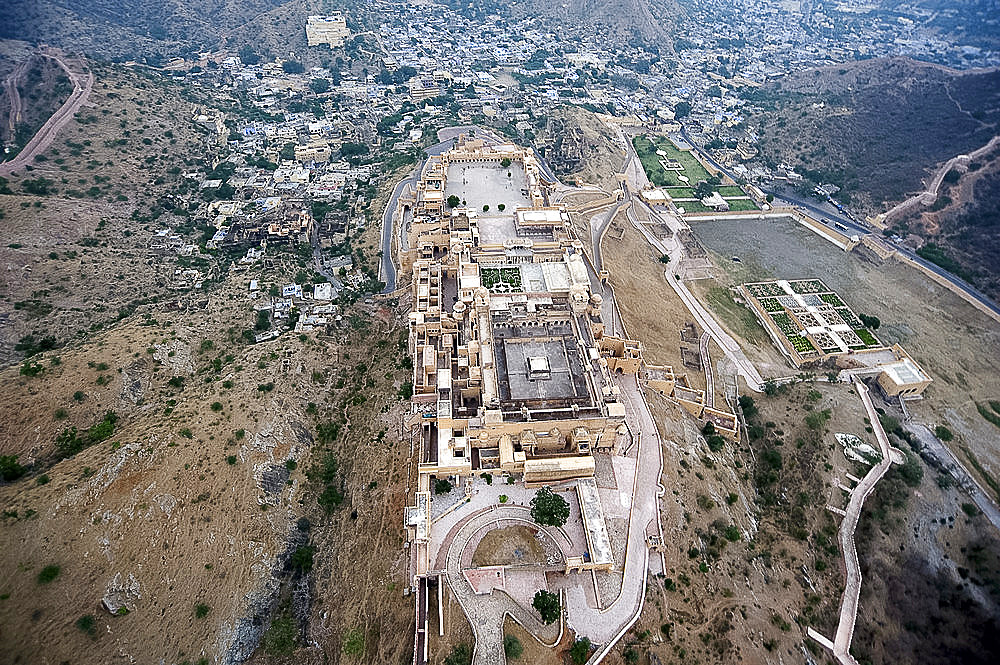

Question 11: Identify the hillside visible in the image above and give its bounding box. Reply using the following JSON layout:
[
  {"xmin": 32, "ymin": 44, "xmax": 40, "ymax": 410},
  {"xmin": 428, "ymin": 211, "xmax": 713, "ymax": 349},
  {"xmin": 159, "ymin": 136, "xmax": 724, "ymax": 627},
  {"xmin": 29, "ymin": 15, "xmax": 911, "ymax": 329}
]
[
  {"xmin": 750, "ymin": 58, "xmax": 1000, "ymax": 212},
  {"xmin": 900, "ymin": 142, "xmax": 1000, "ymax": 301},
  {"xmin": 0, "ymin": 0, "xmax": 315, "ymax": 63},
  {"xmin": 441, "ymin": 0, "xmax": 681, "ymax": 47}
]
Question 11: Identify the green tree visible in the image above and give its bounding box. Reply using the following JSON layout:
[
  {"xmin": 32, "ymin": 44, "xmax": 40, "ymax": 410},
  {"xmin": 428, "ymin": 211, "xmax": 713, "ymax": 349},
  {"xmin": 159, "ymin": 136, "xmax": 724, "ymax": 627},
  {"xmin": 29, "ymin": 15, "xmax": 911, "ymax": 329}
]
[
  {"xmin": 674, "ymin": 101, "xmax": 692, "ymax": 118},
  {"xmin": 291, "ymin": 545, "xmax": 315, "ymax": 573},
  {"xmin": 309, "ymin": 78, "xmax": 330, "ymax": 94},
  {"xmin": 531, "ymin": 589, "xmax": 560, "ymax": 624},
  {"xmin": 859, "ymin": 313, "xmax": 881, "ymax": 330},
  {"xmin": 239, "ymin": 45, "xmax": 261, "ymax": 65},
  {"xmin": 447, "ymin": 194, "xmax": 460, "ymax": 208},
  {"xmin": 530, "ymin": 486, "xmax": 569, "ymax": 527},
  {"xmin": 934, "ymin": 424, "xmax": 954, "ymax": 442},
  {"xmin": 532, "ymin": 589, "xmax": 560, "ymax": 624},
  {"xmin": 279, "ymin": 142, "xmax": 296, "ymax": 161},
  {"xmin": 37, "ymin": 565, "xmax": 60, "ymax": 584},
  {"xmin": 282, "ymin": 60, "xmax": 305, "ymax": 74},
  {"xmin": 570, "ymin": 637, "xmax": 592, "ymax": 664},
  {"xmin": 500, "ymin": 157, "xmax": 512, "ymax": 168}
]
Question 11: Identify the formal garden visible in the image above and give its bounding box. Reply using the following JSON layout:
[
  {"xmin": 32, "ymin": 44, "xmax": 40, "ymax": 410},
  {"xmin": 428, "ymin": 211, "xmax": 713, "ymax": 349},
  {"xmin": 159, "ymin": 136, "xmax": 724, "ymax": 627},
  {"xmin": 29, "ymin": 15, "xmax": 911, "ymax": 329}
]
[{"xmin": 480, "ymin": 266, "xmax": 522, "ymax": 293}]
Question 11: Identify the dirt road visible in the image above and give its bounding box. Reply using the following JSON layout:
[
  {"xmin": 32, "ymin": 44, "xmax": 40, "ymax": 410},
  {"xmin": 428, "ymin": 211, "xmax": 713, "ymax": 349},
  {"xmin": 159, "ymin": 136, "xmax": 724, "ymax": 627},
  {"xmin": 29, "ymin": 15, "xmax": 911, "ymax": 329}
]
[
  {"xmin": 3, "ymin": 58, "xmax": 29, "ymax": 137},
  {"xmin": 0, "ymin": 51, "xmax": 93, "ymax": 177}
]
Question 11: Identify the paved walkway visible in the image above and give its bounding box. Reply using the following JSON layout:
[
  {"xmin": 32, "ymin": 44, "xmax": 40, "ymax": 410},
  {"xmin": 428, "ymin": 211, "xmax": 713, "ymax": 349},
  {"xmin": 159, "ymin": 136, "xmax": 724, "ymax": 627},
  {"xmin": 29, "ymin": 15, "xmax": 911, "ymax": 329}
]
[
  {"xmin": 565, "ymin": 373, "xmax": 662, "ymax": 645},
  {"xmin": 444, "ymin": 506, "xmax": 562, "ymax": 665},
  {"xmin": 814, "ymin": 380, "xmax": 903, "ymax": 665},
  {"xmin": 700, "ymin": 333, "xmax": 714, "ymax": 408}
]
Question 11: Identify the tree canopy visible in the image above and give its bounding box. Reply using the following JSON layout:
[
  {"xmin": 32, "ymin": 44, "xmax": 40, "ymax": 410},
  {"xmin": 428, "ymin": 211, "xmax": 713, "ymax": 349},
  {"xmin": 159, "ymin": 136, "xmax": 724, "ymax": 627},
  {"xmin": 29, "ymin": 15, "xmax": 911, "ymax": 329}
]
[
  {"xmin": 530, "ymin": 486, "xmax": 569, "ymax": 527},
  {"xmin": 532, "ymin": 589, "xmax": 560, "ymax": 624}
]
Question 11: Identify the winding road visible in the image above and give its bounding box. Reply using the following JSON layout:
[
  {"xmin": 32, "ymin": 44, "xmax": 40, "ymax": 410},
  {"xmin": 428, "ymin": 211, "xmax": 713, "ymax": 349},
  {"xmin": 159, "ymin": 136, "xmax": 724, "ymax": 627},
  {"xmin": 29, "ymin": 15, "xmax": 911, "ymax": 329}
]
[{"xmin": 0, "ymin": 51, "xmax": 93, "ymax": 177}]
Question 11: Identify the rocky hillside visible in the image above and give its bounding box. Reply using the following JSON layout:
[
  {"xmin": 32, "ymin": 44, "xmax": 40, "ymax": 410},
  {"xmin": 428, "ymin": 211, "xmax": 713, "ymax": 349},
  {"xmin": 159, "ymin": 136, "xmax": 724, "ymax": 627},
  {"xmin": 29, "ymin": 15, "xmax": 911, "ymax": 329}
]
[
  {"xmin": 750, "ymin": 57, "xmax": 1000, "ymax": 212},
  {"xmin": 0, "ymin": 0, "xmax": 314, "ymax": 63}
]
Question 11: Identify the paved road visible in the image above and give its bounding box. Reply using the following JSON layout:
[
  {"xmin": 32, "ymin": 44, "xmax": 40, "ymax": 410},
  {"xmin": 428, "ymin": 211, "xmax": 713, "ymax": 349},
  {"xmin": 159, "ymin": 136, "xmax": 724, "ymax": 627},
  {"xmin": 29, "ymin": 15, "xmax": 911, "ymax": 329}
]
[
  {"xmin": 379, "ymin": 171, "xmax": 419, "ymax": 292},
  {"xmin": 905, "ymin": 420, "xmax": 1000, "ymax": 531},
  {"xmin": 565, "ymin": 373, "xmax": 662, "ymax": 646},
  {"xmin": 622, "ymin": 202, "xmax": 765, "ymax": 392},
  {"xmin": 589, "ymin": 199, "xmax": 628, "ymax": 272},
  {"xmin": 1, "ymin": 51, "xmax": 93, "ymax": 177}
]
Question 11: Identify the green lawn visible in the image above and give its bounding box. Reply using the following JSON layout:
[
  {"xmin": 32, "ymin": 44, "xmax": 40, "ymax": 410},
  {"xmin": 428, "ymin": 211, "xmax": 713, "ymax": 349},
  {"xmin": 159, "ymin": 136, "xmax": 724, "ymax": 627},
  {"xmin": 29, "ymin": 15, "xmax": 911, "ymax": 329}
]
[
  {"xmin": 633, "ymin": 135, "xmax": 712, "ymax": 187},
  {"xmin": 677, "ymin": 200, "xmax": 713, "ymax": 213},
  {"xmin": 717, "ymin": 185, "xmax": 746, "ymax": 196},
  {"xmin": 666, "ymin": 187, "xmax": 696, "ymax": 199},
  {"xmin": 725, "ymin": 199, "xmax": 760, "ymax": 211}
]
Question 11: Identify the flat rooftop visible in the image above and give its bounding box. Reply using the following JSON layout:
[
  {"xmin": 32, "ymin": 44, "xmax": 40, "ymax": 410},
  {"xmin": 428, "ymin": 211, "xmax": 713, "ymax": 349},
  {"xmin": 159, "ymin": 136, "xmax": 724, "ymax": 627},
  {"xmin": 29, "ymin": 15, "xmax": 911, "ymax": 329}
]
[{"xmin": 576, "ymin": 478, "xmax": 613, "ymax": 567}]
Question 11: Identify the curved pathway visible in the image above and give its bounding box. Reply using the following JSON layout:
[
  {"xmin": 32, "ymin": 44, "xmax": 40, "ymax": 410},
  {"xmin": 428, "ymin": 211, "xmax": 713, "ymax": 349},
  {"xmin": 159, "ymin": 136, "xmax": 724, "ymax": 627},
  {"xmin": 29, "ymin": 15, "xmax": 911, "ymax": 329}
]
[
  {"xmin": 567, "ymin": 374, "xmax": 662, "ymax": 646},
  {"xmin": 811, "ymin": 380, "xmax": 902, "ymax": 665},
  {"xmin": 0, "ymin": 51, "xmax": 93, "ymax": 177},
  {"xmin": 444, "ymin": 506, "xmax": 563, "ymax": 665},
  {"xmin": 621, "ymin": 201, "xmax": 764, "ymax": 392}
]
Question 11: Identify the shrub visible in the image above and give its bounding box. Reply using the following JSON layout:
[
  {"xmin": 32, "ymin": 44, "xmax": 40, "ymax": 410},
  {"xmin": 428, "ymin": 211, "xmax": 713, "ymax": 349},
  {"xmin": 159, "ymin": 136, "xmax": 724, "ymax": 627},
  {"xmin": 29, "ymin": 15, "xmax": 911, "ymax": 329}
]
[
  {"xmin": 934, "ymin": 425, "xmax": 954, "ymax": 442},
  {"xmin": 37, "ymin": 565, "xmax": 61, "ymax": 584},
  {"xmin": 444, "ymin": 644, "xmax": 472, "ymax": 665},
  {"xmin": 342, "ymin": 627, "xmax": 364, "ymax": 656},
  {"xmin": 76, "ymin": 614, "xmax": 97, "ymax": 638},
  {"xmin": 226, "ymin": 455, "xmax": 237, "ymax": 465},
  {"xmin": 211, "ymin": 402, "xmax": 223, "ymax": 412},
  {"xmin": 262, "ymin": 612, "xmax": 297, "ymax": 656},
  {"xmin": 179, "ymin": 428, "xmax": 193, "ymax": 439},
  {"xmin": 504, "ymin": 634, "xmax": 523, "ymax": 659},
  {"xmin": 195, "ymin": 603, "xmax": 210, "ymax": 618},
  {"xmin": 292, "ymin": 545, "xmax": 315, "ymax": 573},
  {"xmin": 570, "ymin": 637, "xmax": 592, "ymax": 665},
  {"xmin": 532, "ymin": 589, "xmax": 560, "ymax": 624},
  {"xmin": 0, "ymin": 455, "xmax": 27, "ymax": 482}
]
